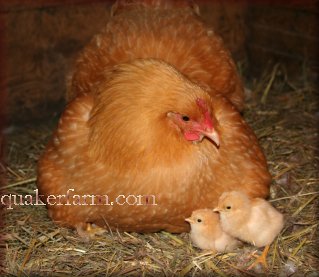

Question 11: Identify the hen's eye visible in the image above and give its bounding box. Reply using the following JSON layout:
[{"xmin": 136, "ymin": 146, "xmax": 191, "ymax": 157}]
[
  {"xmin": 197, "ymin": 218, "xmax": 202, "ymax": 223},
  {"xmin": 182, "ymin": 115, "xmax": 190, "ymax": 122},
  {"xmin": 226, "ymin": 206, "xmax": 231, "ymax": 210}
]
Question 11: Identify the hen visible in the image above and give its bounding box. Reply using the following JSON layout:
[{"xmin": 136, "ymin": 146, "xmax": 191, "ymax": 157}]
[{"xmin": 37, "ymin": 0, "xmax": 271, "ymax": 235}]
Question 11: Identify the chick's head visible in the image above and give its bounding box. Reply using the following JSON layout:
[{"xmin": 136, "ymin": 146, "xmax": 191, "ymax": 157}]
[
  {"xmin": 214, "ymin": 191, "xmax": 251, "ymax": 216},
  {"xmin": 185, "ymin": 209, "xmax": 219, "ymax": 232}
]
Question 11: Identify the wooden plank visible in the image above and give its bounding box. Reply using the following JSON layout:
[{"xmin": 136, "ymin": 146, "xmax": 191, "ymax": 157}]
[
  {"xmin": 0, "ymin": 0, "xmax": 112, "ymax": 13},
  {"xmin": 247, "ymin": 1, "xmax": 318, "ymax": 77},
  {"xmin": 3, "ymin": 1, "xmax": 247, "ymax": 122}
]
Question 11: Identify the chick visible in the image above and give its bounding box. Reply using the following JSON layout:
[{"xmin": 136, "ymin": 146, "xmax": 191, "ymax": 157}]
[
  {"xmin": 185, "ymin": 209, "xmax": 240, "ymax": 252},
  {"xmin": 214, "ymin": 191, "xmax": 284, "ymax": 269}
]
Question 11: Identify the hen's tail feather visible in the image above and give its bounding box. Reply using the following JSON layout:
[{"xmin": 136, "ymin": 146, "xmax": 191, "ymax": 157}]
[{"xmin": 111, "ymin": 0, "xmax": 200, "ymax": 16}]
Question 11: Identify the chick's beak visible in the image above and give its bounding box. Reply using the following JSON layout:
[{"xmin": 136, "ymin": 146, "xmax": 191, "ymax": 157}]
[
  {"xmin": 202, "ymin": 129, "xmax": 220, "ymax": 147},
  {"xmin": 213, "ymin": 207, "xmax": 220, "ymax": 213},
  {"xmin": 185, "ymin": 217, "xmax": 194, "ymax": 224}
]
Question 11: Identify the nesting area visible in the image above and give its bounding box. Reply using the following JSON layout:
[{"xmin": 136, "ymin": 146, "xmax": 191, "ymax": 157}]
[{"xmin": 2, "ymin": 62, "xmax": 318, "ymax": 276}]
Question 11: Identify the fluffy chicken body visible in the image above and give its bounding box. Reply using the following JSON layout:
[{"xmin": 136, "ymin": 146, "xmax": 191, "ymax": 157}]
[
  {"xmin": 186, "ymin": 209, "xmax": 240, "ymax": 252},
  {"xmin": 37, "ymin": 0, "xmax": 271, "ymax": 234},
  {"xmin": 214, "ymin": 191, "xmax": 284, "ymax": 247}
]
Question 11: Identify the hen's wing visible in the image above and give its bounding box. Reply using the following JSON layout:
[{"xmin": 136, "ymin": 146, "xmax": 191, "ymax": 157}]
[{"xmin": 37, "ymin": 94, "xmax": 96, "ymax": 228}]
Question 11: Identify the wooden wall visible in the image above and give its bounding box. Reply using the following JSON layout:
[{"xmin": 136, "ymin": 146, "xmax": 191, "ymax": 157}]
[
  {"xmin": 1, "ymin": 1, "xmax": 113, "ymax": 123},
  {"xmin": 1, "ymin": 0, "xmax": 247, "ymax": 123},
  {"xmin": 247, "ymin": 1, "xmax": 318, "ymax": 80},
  {"xmin": 4, "ymin": 1, "xmax": 317, "ymax": 123}
]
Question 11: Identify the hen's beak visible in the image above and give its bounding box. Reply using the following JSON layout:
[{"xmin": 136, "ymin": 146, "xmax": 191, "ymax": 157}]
[
  {"xmin": 203, "ymin": 129, "xmax": 220, "ymax": 147},
  {"xmin": 185, "ymin": 217, "xmax": 194, "ymax": 224}
]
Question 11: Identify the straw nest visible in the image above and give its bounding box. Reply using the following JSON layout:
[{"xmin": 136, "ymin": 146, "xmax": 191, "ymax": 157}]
[{"xmin": 1, "ymin": 63, "xmax": 318, "ymax": 276}]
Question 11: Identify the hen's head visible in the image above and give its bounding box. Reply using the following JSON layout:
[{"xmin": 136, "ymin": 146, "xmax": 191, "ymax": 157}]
[
  {"xmin": 91, "ymin": 59, "xmax": 222, "ymax": 166},
  {"xmin": 167, "ymin": 97, "xmax": 219, "ymax": 146}
]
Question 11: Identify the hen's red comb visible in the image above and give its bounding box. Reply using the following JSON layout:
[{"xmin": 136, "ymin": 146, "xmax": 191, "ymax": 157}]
[
  {"xmin": 196, "ymin": 98, "xmax": 213, "ymax": 129},
  {"xmin": 196, "ymin": 98, "xmax": 208, "ymax": 111}
]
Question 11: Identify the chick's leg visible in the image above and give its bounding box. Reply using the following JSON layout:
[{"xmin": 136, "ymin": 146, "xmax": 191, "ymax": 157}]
[{"xmin": 247, "ymin": 245, "xmax": 270, "ymax": 270}]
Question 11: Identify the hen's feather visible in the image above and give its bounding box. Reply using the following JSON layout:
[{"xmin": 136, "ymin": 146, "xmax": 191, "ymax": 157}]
[{"xmin": 67, "ymin": 1, "xmax": 244, "ymax": 110}]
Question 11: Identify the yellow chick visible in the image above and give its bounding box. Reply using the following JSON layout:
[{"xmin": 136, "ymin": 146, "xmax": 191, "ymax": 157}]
[
  {"xmin": 214, "ymin": 191, "xmax": 284, "ymax": 269},
  {"xmin": 185, "ymin": 209, "xmax": 240, "ymax": 252}
]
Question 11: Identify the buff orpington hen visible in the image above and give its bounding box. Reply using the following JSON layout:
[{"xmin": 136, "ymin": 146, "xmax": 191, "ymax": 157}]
[{"xmin": 37, "ymin": 0, "xmax": 271, "ymax": 237}]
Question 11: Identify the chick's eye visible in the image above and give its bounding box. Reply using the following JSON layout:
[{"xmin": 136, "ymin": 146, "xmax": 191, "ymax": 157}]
[
  {"xmin": 197, "ymin": 218, "xmax": 202, "ymax": 223},
  {"xmin": 182, "ymin": 115, "xmax": 190, "ymax": 122},
  {"xmin": 226, "ymin": 206, "xmax": 231, "ymax": 210}
]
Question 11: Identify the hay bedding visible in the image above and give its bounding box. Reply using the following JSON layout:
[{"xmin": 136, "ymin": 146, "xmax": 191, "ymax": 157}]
[{"xmin": 1, "ymin": 64, "xmax": 318, "ymax": 276}]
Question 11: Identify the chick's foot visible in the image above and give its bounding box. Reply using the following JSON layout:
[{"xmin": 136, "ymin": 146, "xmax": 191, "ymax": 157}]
[{"xmin": 247, "ymin": 245, "xmax": 270, "ymax": 270}]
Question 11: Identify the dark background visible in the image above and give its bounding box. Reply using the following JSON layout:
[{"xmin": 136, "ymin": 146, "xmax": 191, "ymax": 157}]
[{"xmin": 1, "ymin": 0, "xmax": 317, "ymax": 124}]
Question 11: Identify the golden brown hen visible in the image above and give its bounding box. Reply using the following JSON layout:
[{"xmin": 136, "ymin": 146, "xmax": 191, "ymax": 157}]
[{"xmin": 37, "ymin": 0, "xmax": 271, "ymax": 236}]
